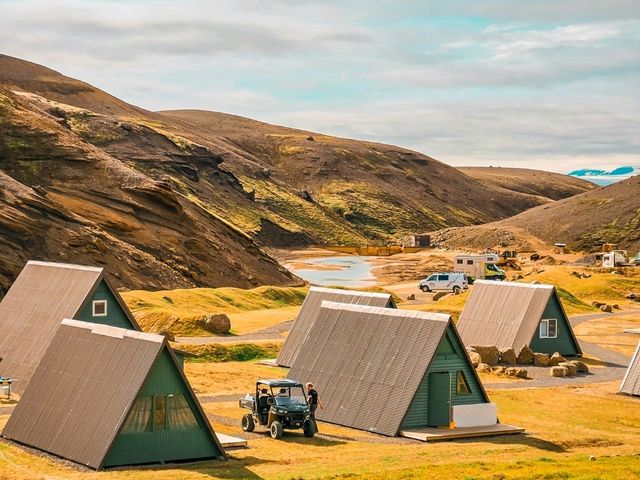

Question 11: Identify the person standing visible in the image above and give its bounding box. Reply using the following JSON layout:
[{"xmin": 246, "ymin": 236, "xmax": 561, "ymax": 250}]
[{"xmin": 306, "ymin": 382, "xmax": 323, "ymax": 432}]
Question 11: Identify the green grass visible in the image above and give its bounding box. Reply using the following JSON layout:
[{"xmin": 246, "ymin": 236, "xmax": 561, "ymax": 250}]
[{"xmin": 179, "ymin": 342, "xmax": 282, "ymax": 362}]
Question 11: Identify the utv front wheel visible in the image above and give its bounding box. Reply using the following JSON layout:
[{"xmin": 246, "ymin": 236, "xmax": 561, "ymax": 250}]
[
  {"xmin": 453, "ymin": 286, "xmax": 461, "ymax": 295},
  {"xmin": 270, "ymin": 421, "xmax": 284, "ymax": 439},
  {"xmin": 241, "ymin": 414, "xmax": 255, "ymax": 432},
  {"xmin": 421, "ymin": 286, "xmax": 430, "ymax": 292},
  {"xmin": 303, "ymin": 420, "xmax": 315, "ymax": 438}
]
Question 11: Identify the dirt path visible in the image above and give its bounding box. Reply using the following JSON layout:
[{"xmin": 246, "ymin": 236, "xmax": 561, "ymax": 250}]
[{"xmin": 175, "ymin": 320, "xmax": 293, "ymax": 345}]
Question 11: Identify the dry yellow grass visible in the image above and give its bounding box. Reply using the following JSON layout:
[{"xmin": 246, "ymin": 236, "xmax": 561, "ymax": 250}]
[
  {"xmin": 574, "ymin": 314, "xmax": 640, "ymax": 356},
  {"xmin": 121, "ymin": 286, "xmax": 307, "ymax": 336},
  {"xmin": 2, "ymin": 382, "xmax": 639, "ymax": 479},
  {"xmin": 184, "ymin": 361, "xmax": 287, "ymax": 395},
  {"xmin": 226, "ymin": 306, "xmax": 299, "ymax": 336}
]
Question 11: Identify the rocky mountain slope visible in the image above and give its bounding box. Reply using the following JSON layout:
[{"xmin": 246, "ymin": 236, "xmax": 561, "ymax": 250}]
[
  {"xmin": 432, "ymin": 175, "xmax": 640, "ymax": 253},
  {"xmin": 459, "ymin": 167, "xmax": 595, "ymax": 203},
  {"xmin": 0, "ymin": 54, "xmax": 595, "ymax": 290}
]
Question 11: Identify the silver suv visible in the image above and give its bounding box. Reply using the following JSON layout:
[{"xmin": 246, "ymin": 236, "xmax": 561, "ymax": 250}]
[{"xmin": 418, "ymin": 272, "xmax": 468, "ymax": 294}]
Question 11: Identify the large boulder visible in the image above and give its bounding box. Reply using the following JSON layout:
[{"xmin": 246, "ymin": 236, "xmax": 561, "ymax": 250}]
[
  {"xmin": 533, "ymin": 352, "xmax": 550, "ymax": 367},
  {"xmin": 549, "ymin": 352, "xmax": 567, "ymax": 366},
  {"xmin": 517, "ymin": 345, "xmax": 535, "ymax": 365},
  {"xmin": 472, "ymin": 345, "xmax": 500, "ymax": 366},
  {"xmin": 505, "ymin": 367, "xmax": 528, "ymax": 378},
  {"xmin": 559, "ymin": 362, "xmax": 577, "ymax": 376},
  {"xmin": 468, "ymin": 350, "xmax": 482, "ymax": 368},
  {"xmin": 600, "ymin": 304, "xmax": 613, "ymax": 313},
  {"xmin": 499, "ymin": 348, "xmax": 517, "ymax": 365},
  {"xmin": 550, "ymin": 366, "xmax": 568, "ymax": 377},
  {"xmin": 195, "ymin": 313, "xmax": 231, "ymax": 334},
  {"xmin": 571, "ymin": 360, "xmax": 589, "ymax": 373}
]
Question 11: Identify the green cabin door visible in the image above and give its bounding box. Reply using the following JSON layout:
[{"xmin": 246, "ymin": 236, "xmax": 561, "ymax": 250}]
[{"xmin": 428, "ymin": 372, "xmax": 451, "ymax": 427}]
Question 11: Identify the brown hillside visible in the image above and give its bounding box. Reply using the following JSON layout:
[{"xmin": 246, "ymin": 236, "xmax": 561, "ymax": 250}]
[
  {"xmin": 431, "ymin": 175, "xmax": 640, "ymax": 253},
  {"xmin": 459, "ymin": 166, "xmax": 596, "ymax": 203},
  {"xmin": 0, "ymin": 54, "xmax": 595, "ymax": 290}
]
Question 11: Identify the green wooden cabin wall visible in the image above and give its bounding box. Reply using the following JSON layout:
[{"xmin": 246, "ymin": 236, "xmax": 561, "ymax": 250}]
[
  {"xmin": 401, "ymin": 325, "xmax": 487, "ymax": 430},
  {"xmin": 102, "ymin": 349, "xmax": 222, "ymax": 467},
  {"xmin": 529, "ymin": 294, "xmax": 580, "ymax": 356},
  {"xmin": 77, "ymin": 280, "xmax": 136, "ymax": 329}
]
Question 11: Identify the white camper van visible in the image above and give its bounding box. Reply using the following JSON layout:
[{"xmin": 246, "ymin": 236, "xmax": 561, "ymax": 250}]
[{"xmin": 454, "ymin": 254, "xmax": 506, "ymax": 282}]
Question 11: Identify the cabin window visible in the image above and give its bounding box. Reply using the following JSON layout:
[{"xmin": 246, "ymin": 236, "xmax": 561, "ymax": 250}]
[
  {"xmin": 154, "ymin": 395, "xmax": 167, "ymax": 430},
  {"xmin": 456, "ymin": 371, "xmax": 471, "ymax": 395},
  {"xmin": 467, "ymin": 260, "xmax": 474, "ymax": 265},
  {"xmin": 539, "ymin": 319, "xmax": 558, "ymax": 339},
  {"xmin": 456, "ymin": 259, "xmax": 463, "ymax": 264},
  {"xmin": 121, "ymin": 397, "xmax": 153, "ymax": 433},
  {"xmin": 92, "ymin": 300, "xmax": 107, "ymax": 317},
  {"xmin": 167, "ymin": 394, "xmax": 199, "ymax": 430}
]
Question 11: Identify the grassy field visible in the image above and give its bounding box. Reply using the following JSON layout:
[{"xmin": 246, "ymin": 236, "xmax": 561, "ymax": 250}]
[
  {"xmin": 1, "ymin": 382, "xmax": 639, "ymax": 479},
  {"xmin": 574, "ymin": 314, "xmax": 640, "ymax": 356},
  {"xmin": 122, "ymin": 286, "xmax": 307, "ymax": 336}
]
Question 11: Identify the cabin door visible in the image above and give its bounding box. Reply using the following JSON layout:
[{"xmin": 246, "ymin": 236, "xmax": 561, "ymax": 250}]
[{"xmin": 428, "ymin": 372, "xmax": 451, "ymax": 427}]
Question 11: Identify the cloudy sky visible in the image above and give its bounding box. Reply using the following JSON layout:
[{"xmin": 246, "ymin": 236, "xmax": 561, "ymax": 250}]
[{"xmin": 1, "ymin": 0, "xmax": 639, "ymax": 173}]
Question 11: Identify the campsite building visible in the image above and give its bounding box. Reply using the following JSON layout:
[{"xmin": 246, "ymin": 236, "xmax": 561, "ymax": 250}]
[
  {"xmin": 0, "ymin": 261, "xmax": 185, "ymax": 393},
  {"xmin": 276, "ymin": 286, "xmax": 396, "ymax": 367},
  {"xmin": 456, "ymin": 281, "xmax": 582, "ymax": 357},
  {"xmin": 287, "ymin": 302, "xmax": 520, "ymax": 439},
  {"xmin": 2, "ymin": 319, "xmax": 226, "ymax": 469},
  {"xmin": 620, "ymin": 341, "xmax": 640, "ymax": 397}
]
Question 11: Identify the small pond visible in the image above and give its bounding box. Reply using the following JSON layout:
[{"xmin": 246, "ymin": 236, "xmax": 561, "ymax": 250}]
[{"xmin": 284, "ymin": 256, "xmax": 377, "ymax": 287}]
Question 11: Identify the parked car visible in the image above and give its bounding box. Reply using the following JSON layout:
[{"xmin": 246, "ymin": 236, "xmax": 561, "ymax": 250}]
[{"xmin": 418, "ymin": 272, "xmax": 468, "ymax": 294}]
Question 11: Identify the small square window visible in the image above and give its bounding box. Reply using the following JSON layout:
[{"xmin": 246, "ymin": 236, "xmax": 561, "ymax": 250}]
[
  {"xmin": 467, "ymin": 260, "xmax": 474, "ymax": 265},
  {"xmin": 456, "ymin": 259, "xmax": 463, "ymax": 264},
  {"xmin": 539, "ymin": 319, "xmax": 557, "ymax": 339},
  {"xmin": 92, "ymin": 300, "xmax": 107, "ymax": 317}
]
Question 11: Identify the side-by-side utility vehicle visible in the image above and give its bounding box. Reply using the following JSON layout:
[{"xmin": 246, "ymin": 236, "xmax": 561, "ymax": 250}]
[{"xmin": 240, "ymin": 379, "xmax": 315, "ymax": 439}]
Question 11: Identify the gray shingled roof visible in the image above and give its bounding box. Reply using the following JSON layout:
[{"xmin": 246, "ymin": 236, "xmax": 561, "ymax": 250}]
[
  {"xmin": 0, "ymin": 261, "xmax": 141, "ymax": 394},
  {"xmin": 1, "ymin": 319, "xmax": 225, "ymax": 469},
  {"xmin": 620, "ymin": 341, "xmax": 640, "ymax": 396},
  {"xmin": 277, "ymin": 287, "xmax": 395, "ymax": 367},
  {"xmin": 287, "ymin": 301, "xmax": 456, "ymax": 436},
  {"xmin": 456, "ymin": 280, "xmax": 581, "ymax": 353}
]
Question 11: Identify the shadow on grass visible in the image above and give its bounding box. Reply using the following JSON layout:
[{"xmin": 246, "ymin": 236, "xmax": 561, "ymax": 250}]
[
  {"xmin": 463, "ymin": 433, "xmax": 567, "ymax": 453},
  {"xmin": 251, "ymin": 431, "xmax": 347, "ymax": 447},
  {"xmin": 168, "ymin": 456, "xmax": 272, "ymax": 479}
]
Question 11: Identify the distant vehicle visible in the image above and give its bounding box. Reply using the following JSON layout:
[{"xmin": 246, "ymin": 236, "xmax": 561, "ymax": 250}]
[
  {"xmin": 603, "ymin": 250, "xmax": 630, "ymax": 268},
  {"xmin": 239, "ymin": 379, "xmax": 315, "ymax": 439},
  {"xmin": 454, "ymin": 254, "xmax": 506, "ymax": 282},
  {"xmin": 633, "ymin": 253, "xmax": 640, "ymax": 266},
  {"xmin": 419, "ymin": 272, "xmax": 468, "ymax": 294}
]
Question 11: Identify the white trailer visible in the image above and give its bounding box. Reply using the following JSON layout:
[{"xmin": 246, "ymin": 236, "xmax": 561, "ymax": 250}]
[
  {"xmin": 454, "ymin": 254, "xmax": 505, "ymax": 282},
  {"xmin": 603, "ymin": 250, "xmax": 629, "ymax": 268}
]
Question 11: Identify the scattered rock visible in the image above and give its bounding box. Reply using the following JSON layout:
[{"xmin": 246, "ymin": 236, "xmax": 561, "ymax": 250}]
[
  {"xmin": 158, "ymin": 329, "xmax": 175, "ymax": 342},
  {"xmin": 517, "ymin": 345, "xmax": 535, "ymax": 365},
  {"xmin": 549, "ymin": 352, "xmax": 567, "ymax": 366},
  {"xmin": 195, "ymin": 314, "xmax": 231, "ymax": 334},
  {"xmin": 406, "ymin": 293, "xmax": 415, "ymax": 301},
  {"xmin": 600, "ymin": 304, "xmax": 613, "ymax": 313},
  {"xmin": 511, "ymin": 274, "xmax": 524, "ymax": 281},
  {"xmin": 432, "ymin": 291, "xmax": 448, "ymax": 301},
  {"xmin": 531, "ymin": 280, "xmax": 541, "ymax": 284},
  {"xmin": 499, "ymin": 347, "xmax": 517, "ymax": 365},
  {"xmin": 162, "ymin": 295, "xmax": 173, "ymax": 304},
  {"xmin": 491, "ymin": 366, "xmax": 507, "ymax": 374},
  {"xmin": 592, "ymin": 301, "xmax": 605, "ymax": 308},
  {"xmin": 559, "ymin": 362, "xmax": 577, "ymax": 376},
  {"xmin": 468, "ymin": 350, "xmax": 481, "ymax": 368},
  {"xmin": 612, "ymin": 304, "xmax": 620, "ymax": 310},
  {"xmin": 306, "ymin": 135, "xmax": 315, "ymax": 141},
  {"xmin": 533, "ymin": 352, "xmax": 550, "ymax": 367},
  {"xmin": 530, "ymin": 253, "xmax": 541, "ymax": 261},
  {"xmin": 550, "ymin": 366, "xmax": 568, "ymax": 377},
  {"xmin": 31, "ymin": 185, "xmax": 48, "ymax": 196},
  {"xmin": 571, "ymin": 360, "xmax": 590, "ymax": 373},
  {"xmin": 475, "ymin": 362, "xmax": 491, "ymax": 373},
  {"xmin": 471, "ymin": 345, "xmax": 500, "ymax": 366},
  {"xmin": 505, "ymin": 367, "xmax": 528, "ymax": 378},
  {"xmin": 625, "ymin": 292, "xmax": 637, "ymax": 300},
  {"xmin": 299, "ymin": 190, "xmax": 314, "ymax": 202}
]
